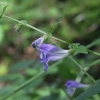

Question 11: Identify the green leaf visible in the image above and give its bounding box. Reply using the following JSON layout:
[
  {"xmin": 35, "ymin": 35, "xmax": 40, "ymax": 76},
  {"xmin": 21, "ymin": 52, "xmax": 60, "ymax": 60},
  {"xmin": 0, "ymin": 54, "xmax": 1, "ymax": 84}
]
[
  {"xmin": 21, "ymin": 20, "xmax": 27, "ymax": 26},
  {"xmin": 9, "ymin": 59, "xmax": 34, "ymax": 72},
  {"xmin": 74, "ymin": 45, "xmax": 88, "ymax": 55},
  {"xmin": 0, "ymin": 26, "xmax": 4, "ymax": 44},
  {"xmin": 0, "ymin": 5, "xmax": 8, "ymax": 18},
  {"xmin": 0, "ymin": 86, "xmax": 14, "ymax": 95},
  {"xmin": 86, "ymin": 59, "xmax": 100, "ymax": 68},
  {"xmin": 68, "ymin": 43, "xmax": 80, "ymax": 49},
  {"xmin": 14, "ymin": 20, "xmax": 27, "ymax": 31},
  {"xmin": 75, "ymin": 80, "xmax": 100, "ymax": 100},
  {"xmin": 14, "ymin": 23, "xmax": 23, "ymax": 31},
  {"xmin": 49, "ymin": 21, "xmax": 62, "ymax": 34}
]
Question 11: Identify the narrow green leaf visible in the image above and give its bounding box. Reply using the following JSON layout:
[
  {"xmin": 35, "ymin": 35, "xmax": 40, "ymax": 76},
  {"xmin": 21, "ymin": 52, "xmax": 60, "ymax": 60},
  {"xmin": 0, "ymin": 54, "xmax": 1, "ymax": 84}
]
[
  {"xmin": 75, "ymin": 80, "xmax": 100, "ymax": 100},
  {"xmin": 86, "ymin": 59, "xmax": 100, "ymax": 68},
  {"xmin": 0, "ymin": 5, "xmax": 8, "ymax": 18},
  {"xmin": 9, "ymin": 60, "xmax": 34, "ymax": 72},
  {"xmin": 49, "ymin": 21, "xmax": 62, "ymax": 34}
]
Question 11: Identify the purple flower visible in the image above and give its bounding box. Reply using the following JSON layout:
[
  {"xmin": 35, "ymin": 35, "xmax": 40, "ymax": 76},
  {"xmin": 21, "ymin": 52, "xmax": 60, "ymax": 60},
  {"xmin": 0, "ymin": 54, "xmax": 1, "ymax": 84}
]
[
  {"xmin": 31, "ymin": 37, "xmax": 69, "ymax": 71},
  {"xmin": 32, "ymin": 37, "xmax": 44, "ymax": 48},
  {"xmin": 65, "ymin": 80, "xmax": 89, "ymax": 96}
]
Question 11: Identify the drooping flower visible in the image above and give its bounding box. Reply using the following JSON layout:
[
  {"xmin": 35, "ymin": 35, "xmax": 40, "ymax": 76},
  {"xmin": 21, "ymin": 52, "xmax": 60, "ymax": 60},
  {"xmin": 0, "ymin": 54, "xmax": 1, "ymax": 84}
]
[
  {"xmin": 31, "ymin": 37, "xmax": 69, "ymax": 71},
  {"xmin": 65, "ymin": 80, "xmax": 89, "ymax": 96}
]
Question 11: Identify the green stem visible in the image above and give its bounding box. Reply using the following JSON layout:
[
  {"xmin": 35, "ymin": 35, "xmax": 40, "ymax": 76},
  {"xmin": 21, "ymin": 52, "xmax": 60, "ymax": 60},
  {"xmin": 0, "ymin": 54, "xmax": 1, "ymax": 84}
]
[
  {"xmin": 3, "ymin": 15, "xmax": 100, "ymax": 56},
  {"xmin": 3, "ymin": 15, "xmax": 70, "ymax": 45},
  {"xmin": 70, "ymin": 57, "xmax": 96, "ymax": 83},
  {"xmin": 85, "ymin": 59, "xmax": 100, "ymax": 68},
  {"xmin": 87, "ymin": 49, "xmax": 100, "ymax": 56},
  {"xmin": 1, "ymin": 61, "xmax": 61, "ymax": 100}
]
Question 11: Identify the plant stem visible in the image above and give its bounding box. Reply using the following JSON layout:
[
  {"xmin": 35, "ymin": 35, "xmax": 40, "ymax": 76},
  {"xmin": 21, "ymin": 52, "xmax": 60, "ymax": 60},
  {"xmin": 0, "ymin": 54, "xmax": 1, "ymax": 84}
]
[
  {"xmin": 87, "ymin": 49, "xmax": 100, "ymax": 56},
  {"xmin": 3, "ymin": 15, "xmax": 70, "ymax": 45},
  {"xmin": 3, "ymin": 15, "xmax": 100, "ymax": 56},
  {"xmin": 1, "ymin": 61, "xmax": 61, "ymax": 100},
  {"xmin": 70, "ymin": 57, "xmax": 96, "ymax": 83}
]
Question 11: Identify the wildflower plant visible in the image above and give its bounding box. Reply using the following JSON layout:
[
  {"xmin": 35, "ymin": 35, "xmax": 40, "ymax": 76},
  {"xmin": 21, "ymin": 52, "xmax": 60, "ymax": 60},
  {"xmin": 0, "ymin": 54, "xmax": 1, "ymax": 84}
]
[
  {"xmin": 65, "ymin": 80, "xmax": 89, "ymax": 96},
  {"xmin": 1, "ymin": 2, "xmax": 100, "ymax": 100},
  {"xmin": 31, "ymin": 36, "xmax": 69, "ymax": 71}
]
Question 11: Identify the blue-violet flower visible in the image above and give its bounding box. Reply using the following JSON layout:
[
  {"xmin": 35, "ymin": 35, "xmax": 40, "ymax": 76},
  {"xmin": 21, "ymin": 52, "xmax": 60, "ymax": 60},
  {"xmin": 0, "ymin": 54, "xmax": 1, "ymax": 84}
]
[
  {"xmin": 65, "ymin": 80, "xmax": 89, "ymax": 96},
  {"xmin": 31, "ymin": 37, "xmax": 69, "ymax": 71}
]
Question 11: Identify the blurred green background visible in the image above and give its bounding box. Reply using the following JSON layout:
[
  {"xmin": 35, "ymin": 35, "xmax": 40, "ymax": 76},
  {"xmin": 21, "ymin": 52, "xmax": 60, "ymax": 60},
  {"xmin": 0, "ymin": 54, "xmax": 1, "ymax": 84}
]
[{"xmin": 0, "ymin": 0, "xmax": 100, "ymax": 100}]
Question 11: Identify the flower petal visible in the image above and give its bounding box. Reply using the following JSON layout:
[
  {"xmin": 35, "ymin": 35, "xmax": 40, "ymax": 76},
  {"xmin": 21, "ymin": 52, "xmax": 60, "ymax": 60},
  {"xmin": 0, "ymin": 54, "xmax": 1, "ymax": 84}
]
[
  {"xmin": 39, "ymin": 43, "xmax": 69, "ymax": 54},
  {"xmin": 38, "ymin": 52, "xmax": 46, "ymax": 62},
  {"xmin": 47, "ymin": 53, "xmax": 68, "ymax": 61},
  {"xmin": 49, "ymin": 47, "xmax": 69, "ymax": 54},
  {"xmin": 43, "ymin": 62, "xmax": 48, "ymax": 71},
  {"xmin": 38, "ymin": 47, "xmax": 69, "ymax": 71},
  {"xmin": 39, "ymin": 52, "xmax": 68, "ymax": 64},
  {"xmin": 66, "ymin": 86, "xmax": 75, "ymax": 96},
  {"xmin": 65, "ymin": 80, "xmax": 89, "ymax": 88},
  {"xmin": 38, "ymin": 43, "xmax": 56, "ymax": 52},
  {"xmin": 31, "ymin": 37, "xmax": 44, "ymax": 48}
]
